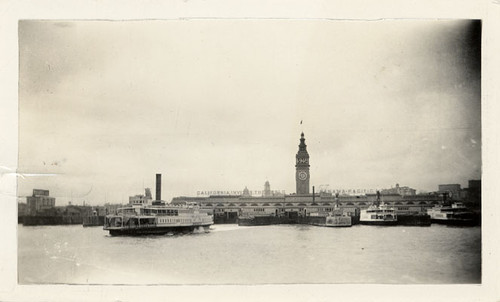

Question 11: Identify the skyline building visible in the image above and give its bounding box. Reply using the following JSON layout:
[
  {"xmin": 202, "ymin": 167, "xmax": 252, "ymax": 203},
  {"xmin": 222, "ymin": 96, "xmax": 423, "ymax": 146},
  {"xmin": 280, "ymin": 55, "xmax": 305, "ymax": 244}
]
[{"xmin": 295, "ymin": 132, "xmax": 310, "ymax": 195}]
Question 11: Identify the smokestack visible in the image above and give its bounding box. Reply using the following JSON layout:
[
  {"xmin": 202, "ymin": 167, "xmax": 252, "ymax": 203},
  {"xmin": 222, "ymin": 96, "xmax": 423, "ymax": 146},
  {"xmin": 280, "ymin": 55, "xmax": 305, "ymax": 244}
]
[
  {"xmin": 312, "ymin": 186, "xmax": 315, "ymax": 203},
  {"xmin": 156, "ymin": 174, "xmax": 161, "ymax": 201}
]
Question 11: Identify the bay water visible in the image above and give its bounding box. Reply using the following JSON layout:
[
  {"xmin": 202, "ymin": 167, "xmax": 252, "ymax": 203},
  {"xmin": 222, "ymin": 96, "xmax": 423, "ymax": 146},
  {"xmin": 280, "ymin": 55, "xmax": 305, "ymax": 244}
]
[{"xmin": 18, "ymin": 224, "xmax": 481, "ymax": 284}]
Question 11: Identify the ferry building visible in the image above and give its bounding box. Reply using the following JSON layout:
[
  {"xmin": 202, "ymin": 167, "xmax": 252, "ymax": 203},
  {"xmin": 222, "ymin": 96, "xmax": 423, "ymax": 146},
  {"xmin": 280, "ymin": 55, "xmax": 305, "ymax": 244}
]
[{"xmin": 171, "ymin": 133, "xmax": 442, "ymax": 223}]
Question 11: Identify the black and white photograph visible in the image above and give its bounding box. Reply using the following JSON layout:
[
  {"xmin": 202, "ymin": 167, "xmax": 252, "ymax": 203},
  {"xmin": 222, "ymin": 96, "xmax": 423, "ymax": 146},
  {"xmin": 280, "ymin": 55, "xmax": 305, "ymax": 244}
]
[
  {"xmin": 16, "ymin": 19, "xmax": 482, "ymax": 285},
  {"xmin": 2, "ymin": 1, "xmax": 500, "ymax": 300}
]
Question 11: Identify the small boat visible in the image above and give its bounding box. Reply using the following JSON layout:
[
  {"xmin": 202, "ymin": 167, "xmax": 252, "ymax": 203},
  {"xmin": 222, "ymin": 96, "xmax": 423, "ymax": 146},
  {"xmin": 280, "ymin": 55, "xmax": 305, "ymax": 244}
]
[
  {"xmin": 104, "ymin": 203, "xmax": 213, "ymax": 236},
  {"xmin": 427, "ymin": 202, "xmax": 478, "ymax": 226}
]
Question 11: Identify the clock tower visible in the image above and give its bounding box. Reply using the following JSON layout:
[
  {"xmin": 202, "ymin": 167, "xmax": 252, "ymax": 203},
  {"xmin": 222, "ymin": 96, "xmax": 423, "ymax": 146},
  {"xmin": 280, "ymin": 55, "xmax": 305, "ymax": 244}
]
[{"xmin": 295, "ymin": 132, "xmax": 310, "ymax": 194}]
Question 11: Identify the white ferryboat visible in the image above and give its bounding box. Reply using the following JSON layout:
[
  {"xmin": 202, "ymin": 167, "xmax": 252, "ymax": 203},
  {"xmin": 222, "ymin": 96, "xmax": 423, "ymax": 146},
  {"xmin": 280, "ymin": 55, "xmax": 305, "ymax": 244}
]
[
  {"xmin": 104, "ymin": 203, "xmax": 213, "ymax": 236},
  {"xmin": 427, "ymin": 202, "xmax": 477, "ymax": 226},
  {"xmin": 360, "ymin": 203, "xmax": 398, "ymax": 226}
]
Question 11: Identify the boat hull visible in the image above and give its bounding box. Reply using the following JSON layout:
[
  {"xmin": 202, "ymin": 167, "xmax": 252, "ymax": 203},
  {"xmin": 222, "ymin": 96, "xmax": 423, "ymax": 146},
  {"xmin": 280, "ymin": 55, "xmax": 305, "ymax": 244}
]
[
  {"xmin": 106, "ymin": 224, "xmax": 211, "ymax": 236},
  {"xmin": 238, "ymin": 216, "xmax": 295, "ymax": 226},
  {"xmin": 397, "ymin": 214, "xmax": 431, "ymax": 226},
  {"xmin": 323, "ymin": 223, "xmax": 351, "ymax": 227},
  {"xmin": 359, "ymin": 220, "xmax": 398, "ymax": 226},
  {"xmin": 323, "ymin": 216, "xmax": 352, "ymax": 227},
  {"xmin": 430, "ymin": 218, "xmax": 478, "ymax": 226}
]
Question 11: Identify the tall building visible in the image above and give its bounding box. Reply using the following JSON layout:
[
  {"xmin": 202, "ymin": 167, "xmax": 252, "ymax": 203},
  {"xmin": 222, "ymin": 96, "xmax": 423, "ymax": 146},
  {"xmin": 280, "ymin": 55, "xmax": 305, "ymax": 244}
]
[
  {"xmin": 438, "ymin": 184, "xmax": 462, "ymax": 200},
  {"xmin": 263, "ymin": 181, "xmax": 271, "ymax": 197},
  {"xmin": 26, "ymin": 189, "xmax": 56, "ymax": 215},
  {"xmin": 381, "ymin": 184, "xmax": 416, "ymax": 196},
  {"xmin": 242, "ymin": 186, "xmax": 251, "ymax": 197},
  {"xmin": 295, "ymin": 132, "xmax": 310, "ymax": 194},
  {"xmin": 129, "ymin": 188, "xmax": 153, "ymax": 205}
]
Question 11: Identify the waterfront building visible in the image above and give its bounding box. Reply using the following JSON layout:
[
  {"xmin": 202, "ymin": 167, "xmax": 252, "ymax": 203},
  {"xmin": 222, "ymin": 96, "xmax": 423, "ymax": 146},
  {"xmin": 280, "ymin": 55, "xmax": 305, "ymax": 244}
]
[
  {"xmin": 295, "ymin": 132, "xmax": 310, "ymax": 195},
  {"xmin": 18, "ymin": 202, "xmax": 27, "ymax": 216},
  {"xmin": 129, "ymin": 188, "xmax": 153, "ymax": 205},
  {"xmin": 438, "ymin": 184, "xmax": 463, "ymax": 201},
  {"xmin": 17, "ymin": 202, "xmax": 28, "ymax": 223},
  {"xmin": 26, "ymin": 189, "xmax": 56, "ymax": 215},
  {"xmin": 242, "ymin": 187, "xmax": 251, "ymax": 197},
  {"xmin": 465, "ymin": 179, "xmax": 481, "ymax": 207},
  {"xmin": 103, "ymin": 203, "xmax": 125, "ymax": 215},
  {"xmin": 435, "ymin": 180, "xmax": 481, "ymax": 207},
  {"xmin": 263, "ymin": 181, "xmax": 271, "ymax": 197},
  {"xmin": 381, "ymin": 184, "xmax": 416, "ymax": 196},
  {"xmin": 170, "ymin": 132, "xmax": 447, "ymax": 220}
]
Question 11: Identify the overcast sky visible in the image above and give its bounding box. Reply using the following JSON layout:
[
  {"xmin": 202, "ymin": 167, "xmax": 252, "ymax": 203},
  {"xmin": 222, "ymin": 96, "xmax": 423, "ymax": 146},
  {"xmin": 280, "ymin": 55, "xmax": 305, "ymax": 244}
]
[{"xmin": 17, "ymin": 19, "xmax": 481, "ymax": 205}]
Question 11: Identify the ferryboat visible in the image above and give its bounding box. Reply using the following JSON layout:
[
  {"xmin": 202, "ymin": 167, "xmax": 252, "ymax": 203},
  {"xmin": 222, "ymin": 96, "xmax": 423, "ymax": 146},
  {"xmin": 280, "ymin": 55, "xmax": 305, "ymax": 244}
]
[
  {"xmin": 359, "ymin": 191, "xmax": 397, "ymax": 226},
  {"xmin": 324, "ymin": 208, "xmax": 352, "ymax": 227},
  {"xmin": 104, "ymin": 203, "xmax": 213, "ymax": 236},
  {"xmin": 360, "ymin": 203, "xmax": 398, "ymax": 226},
  {"xmin": 427, "ymin": 202, "xmax": 478, "ymax": 226}
]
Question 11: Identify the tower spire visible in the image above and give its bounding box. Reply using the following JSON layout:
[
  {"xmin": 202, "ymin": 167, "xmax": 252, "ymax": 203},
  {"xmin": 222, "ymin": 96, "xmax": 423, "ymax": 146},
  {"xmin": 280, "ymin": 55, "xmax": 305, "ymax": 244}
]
[{"xmin": 295, "ymin": 132, "xmax": 310, "ymax": 195}]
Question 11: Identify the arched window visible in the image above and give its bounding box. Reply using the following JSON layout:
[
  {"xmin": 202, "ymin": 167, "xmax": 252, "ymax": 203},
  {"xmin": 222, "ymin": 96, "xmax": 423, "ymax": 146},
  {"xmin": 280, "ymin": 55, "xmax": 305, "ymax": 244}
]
[{"xmin": 262, "ymin": 203, "xmax": 270, "ymax": 206}]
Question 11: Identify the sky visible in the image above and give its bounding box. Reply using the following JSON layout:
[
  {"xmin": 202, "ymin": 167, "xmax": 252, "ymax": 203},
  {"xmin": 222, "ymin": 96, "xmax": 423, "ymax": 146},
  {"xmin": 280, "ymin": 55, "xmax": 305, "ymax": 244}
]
[{"xmin": 17, "ymin": 19, "xmax": 481, "ymax": 206}]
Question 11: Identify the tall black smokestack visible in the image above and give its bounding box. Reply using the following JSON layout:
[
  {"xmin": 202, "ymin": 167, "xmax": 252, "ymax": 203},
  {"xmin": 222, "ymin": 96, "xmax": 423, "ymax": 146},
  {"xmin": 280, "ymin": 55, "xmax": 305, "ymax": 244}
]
[
  {"xmin": 156, "ymin": 174, "xmax": 161, "ymax": 201},
  {"xmin": 312, "ymin": 186, "xmax": 315, "ymax": 204}
]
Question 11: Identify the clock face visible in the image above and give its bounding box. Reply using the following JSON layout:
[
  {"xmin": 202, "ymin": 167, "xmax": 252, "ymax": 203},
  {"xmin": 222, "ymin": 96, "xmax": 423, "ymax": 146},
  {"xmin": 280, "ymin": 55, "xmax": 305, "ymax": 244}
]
[{"xmin": 298, "ymin": 171, "xmax": 308, "ymax": 180}]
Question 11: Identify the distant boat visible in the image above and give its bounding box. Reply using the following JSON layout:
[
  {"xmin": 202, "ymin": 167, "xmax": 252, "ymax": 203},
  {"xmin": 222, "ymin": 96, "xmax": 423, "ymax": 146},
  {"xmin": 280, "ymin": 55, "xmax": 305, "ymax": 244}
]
[
  {"xmin": 312, "ymin": 206, "xmax": 352, "ymax": 227},
  {"xmin": 427, "ymin": 202, "xmax": 478, "ymax": 226},
  {"xmin": 323, "ymin": 209, "xmax": 352, "ymax": 227},
  {"xmin": 103, "ymin": 203, "xmax": 213, "ymax": 236},
  {"xmin": 360, "ymin": 203, "xmax": 398, "ymax": 226}
]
